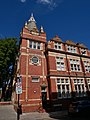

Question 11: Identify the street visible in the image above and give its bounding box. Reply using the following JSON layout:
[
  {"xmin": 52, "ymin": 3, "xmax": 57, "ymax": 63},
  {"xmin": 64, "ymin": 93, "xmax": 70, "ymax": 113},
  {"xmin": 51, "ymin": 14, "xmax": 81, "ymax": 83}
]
[{"xmin": 0, "ymin": 105, "xmax": 90, "ymax": 120}]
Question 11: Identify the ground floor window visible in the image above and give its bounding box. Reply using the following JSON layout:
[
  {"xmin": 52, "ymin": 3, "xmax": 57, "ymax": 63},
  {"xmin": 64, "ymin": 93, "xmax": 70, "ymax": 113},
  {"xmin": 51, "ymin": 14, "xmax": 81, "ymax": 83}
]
[
  {"xmin": 32, "ymin": 76, "xmax": 40, "ymax": 82},
  {"xmin": 73, "ymin": 78, "xmax": 86, "ymax": 97},
  {"xmin": 56, "ymin": 78, "xmax": 71, "ymax": 98},
  {"xmin": 87, "ymin": 78, "xmax": 90, "ymax": 91}
]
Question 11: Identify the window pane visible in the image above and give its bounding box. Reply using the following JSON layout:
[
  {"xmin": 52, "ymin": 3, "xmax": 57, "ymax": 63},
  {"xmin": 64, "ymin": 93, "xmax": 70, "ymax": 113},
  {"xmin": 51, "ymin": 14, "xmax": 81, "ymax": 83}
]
[
  {"xmin": 30, "ymin": 41, "xmax": 32, "ymax": 48},
  {"xmin": 61, "ymin": 79, "xmax": 64, "ymax": 83},
  {"xmin": 57, "ymin": 85, "xmax": 61, "ymax": 92},
  {"xmin": 74, "ymin": 79, "xmax": 77, "ymax": 83},
  {"xmin": 33, "ymin": 42, "xmax": 36, "ymax": 49},
  {"xmin": 66, "ymin": 79, "xmax": 68, "ymax": 83},
  {"xmin": 32, "ymin": 77, "xmax": 39, "ymax": 82},
  {"xmin": 54, "ymin": 42, "xmax": 61, "ymax": 50},
  {"xmin": 37, "ymin": 43, "xmax": 40, "ymax": 49},
  {"xmin": 57, "ymin": 79, "xmax": 60, "ymax": 83}
]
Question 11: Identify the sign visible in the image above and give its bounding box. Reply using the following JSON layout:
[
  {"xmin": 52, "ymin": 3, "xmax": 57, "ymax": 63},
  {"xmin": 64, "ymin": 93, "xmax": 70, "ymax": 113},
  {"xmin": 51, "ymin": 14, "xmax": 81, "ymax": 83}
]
[{"xmin": 16, "ymin": 76, "xmax": 22, "ymax": 94}]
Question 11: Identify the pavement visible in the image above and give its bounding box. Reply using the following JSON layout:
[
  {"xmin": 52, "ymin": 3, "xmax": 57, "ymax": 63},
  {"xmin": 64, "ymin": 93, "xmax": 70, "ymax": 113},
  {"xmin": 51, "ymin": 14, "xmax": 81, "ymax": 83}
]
[{"xmin": 0, "ymin": 105, "xmax": 68, "ymax": 120}]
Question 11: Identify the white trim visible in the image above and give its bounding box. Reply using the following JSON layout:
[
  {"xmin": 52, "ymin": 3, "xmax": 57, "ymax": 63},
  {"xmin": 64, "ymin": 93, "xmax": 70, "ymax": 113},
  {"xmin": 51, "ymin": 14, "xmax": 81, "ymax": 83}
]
[
  {"xmin": 56, "ymin": 57, "xmax": 66, "ymax": 71},
  {"xmin": 23, "ymin": 32, "xmax": 46, "ymax": 39},
  {"xmin": 56, "ymin": 77, "xmax": 71, "ymax": 99}
]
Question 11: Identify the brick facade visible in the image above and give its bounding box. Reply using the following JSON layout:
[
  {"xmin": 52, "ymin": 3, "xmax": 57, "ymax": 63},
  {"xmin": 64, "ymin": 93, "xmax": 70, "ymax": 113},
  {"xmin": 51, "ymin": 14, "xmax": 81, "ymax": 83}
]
[{"xmin": 13, "ymin": 14, "xmax": 90, "ymax": 112}]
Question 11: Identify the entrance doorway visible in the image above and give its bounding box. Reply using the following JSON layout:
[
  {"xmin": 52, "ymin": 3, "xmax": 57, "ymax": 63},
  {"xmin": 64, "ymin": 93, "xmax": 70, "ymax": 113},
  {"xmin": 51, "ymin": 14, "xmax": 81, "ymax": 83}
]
[{"xmin": 41, "ymin": 92, "xmax": 47, "ymax": 109}]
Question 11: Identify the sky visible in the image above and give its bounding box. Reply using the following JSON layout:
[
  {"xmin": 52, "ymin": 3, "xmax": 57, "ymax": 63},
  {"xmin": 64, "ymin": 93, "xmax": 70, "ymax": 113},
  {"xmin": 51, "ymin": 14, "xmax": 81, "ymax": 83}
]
[{"xmin": 0, "ymin": 0, "xmax": 90, "ymax": 49}]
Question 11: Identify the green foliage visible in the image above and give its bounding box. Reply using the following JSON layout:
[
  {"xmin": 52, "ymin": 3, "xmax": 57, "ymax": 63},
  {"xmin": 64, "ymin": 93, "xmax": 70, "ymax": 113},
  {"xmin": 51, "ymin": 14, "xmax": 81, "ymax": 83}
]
[
  {"xmin": 0, "ymin": 38, "xmax": 18, "ymax": 90},
  {"xmin": 0, "ymin": 38, "xmax": 17, "ymax": 68}
]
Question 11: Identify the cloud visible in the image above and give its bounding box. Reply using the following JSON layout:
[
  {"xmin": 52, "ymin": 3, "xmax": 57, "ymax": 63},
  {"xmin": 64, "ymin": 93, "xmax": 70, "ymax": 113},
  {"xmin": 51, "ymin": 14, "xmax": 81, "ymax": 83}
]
[
  {"xmin": 37, "ymin": 0, "xmax": 63, "ymax": 10},
  {"xmin": 37, "ymin": 0, "xmax": 51, "ymax": 4},
  {"xmin": 20, "ymin": 0, "xmax": 26, "ymax": 3}
]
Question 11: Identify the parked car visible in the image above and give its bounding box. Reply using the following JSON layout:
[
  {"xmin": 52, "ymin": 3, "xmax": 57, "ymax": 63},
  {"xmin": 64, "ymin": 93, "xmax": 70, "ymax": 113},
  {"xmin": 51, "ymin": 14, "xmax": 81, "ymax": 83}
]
[{"xmin": 68, "ymin": 100, "xmax": 90, "ymax": 116}]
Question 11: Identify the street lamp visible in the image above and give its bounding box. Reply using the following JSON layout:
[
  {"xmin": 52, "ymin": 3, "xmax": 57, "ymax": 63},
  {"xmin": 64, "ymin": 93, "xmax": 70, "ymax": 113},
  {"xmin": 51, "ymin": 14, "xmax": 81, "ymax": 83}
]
[
  {"xmin": 16, "ymin": 75, "xmax": 22, "ymax": 120},
  {"xmin": 40, "ymin": 83, "xmax": 47, "ymax": 109}
]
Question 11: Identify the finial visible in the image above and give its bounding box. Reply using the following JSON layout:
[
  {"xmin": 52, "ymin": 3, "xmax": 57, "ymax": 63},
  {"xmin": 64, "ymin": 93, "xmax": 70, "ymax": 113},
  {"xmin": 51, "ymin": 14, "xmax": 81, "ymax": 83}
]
[
  {"xmin": 25, "ymin": 21, "xmax": 27, "ymax": 26},
  {"xmin": 40, "ymin": 26, "xmax": 44, "ymax": 33},
  {"xmin": 28, "ymin": 13, "xmax": 36, "ymax": 22},
  {"xmin": 24, "ymin": 21, "xmax": 28, "ymax": 28},
  {"xmin": 31, "ymin": 13, "xmax": 33, "ymax": 17}
]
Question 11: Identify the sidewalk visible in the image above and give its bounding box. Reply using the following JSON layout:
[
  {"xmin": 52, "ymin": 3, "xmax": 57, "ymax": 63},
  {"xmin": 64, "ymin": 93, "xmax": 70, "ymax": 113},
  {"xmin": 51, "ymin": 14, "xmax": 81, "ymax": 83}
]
[
  {"xmin": 20, "ymin": 110, "xmax": 68, "ymax": 120},
  {"xmin": 0, "ymin": 104, "xmax": 68, "ymax": 120}
]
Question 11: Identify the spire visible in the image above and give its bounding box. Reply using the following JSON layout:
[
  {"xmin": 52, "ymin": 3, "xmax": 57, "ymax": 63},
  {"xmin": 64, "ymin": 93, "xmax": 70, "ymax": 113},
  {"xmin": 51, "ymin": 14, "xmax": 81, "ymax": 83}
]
[
  {"xmin": 28, "ymin": 13, "xmax": 36, "ymax": 23},
  {"xmin": 27, "ymin": 13, "xmax": 39, "ymax": 33}
]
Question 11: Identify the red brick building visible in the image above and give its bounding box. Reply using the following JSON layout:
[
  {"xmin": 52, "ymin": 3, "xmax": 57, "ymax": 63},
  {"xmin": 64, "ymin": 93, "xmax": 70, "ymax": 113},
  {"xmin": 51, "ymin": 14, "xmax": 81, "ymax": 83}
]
[{"xmin": 13, "ymin": 14, "xmax": 90, "ymax": 112}]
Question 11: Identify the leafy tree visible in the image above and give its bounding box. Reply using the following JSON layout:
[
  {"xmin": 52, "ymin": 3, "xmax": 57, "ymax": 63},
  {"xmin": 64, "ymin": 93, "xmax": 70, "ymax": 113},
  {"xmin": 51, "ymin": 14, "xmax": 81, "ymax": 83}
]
[{"xmin": 0, "ymin": 38, "xmax": 18, "ymax": 101}]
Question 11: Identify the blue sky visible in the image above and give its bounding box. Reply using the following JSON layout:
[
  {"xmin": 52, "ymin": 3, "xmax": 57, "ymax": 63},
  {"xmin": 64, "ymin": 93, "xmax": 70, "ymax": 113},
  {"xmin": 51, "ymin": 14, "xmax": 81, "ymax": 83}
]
[{"xmin": 0, "ymin": 0, "xmax": 90, "ymax": 49}]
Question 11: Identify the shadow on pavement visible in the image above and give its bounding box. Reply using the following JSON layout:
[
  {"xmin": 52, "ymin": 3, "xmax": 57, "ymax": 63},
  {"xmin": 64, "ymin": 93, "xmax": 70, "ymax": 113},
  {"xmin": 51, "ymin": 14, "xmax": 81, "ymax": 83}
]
[
  {"xmin": 49, "ymin": 110, "xmax": 68, "ymax": 119},
  {"xmin": 48, "ymin": 110, "xmax": 90, "ymax": 120},
  {"xmin": 68, "ymin": 113, "xmax": 90, "ymax": 120}
]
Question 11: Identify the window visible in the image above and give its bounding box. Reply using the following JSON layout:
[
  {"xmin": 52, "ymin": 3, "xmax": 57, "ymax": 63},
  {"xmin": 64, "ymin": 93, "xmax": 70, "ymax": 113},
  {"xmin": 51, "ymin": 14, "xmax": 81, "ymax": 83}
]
[
  {"xmin": 56, "ymin": 57, "xmax": 65, "ymax": 71},
  {"xmin": 37, "ymin": 43, "xmax": 40, "ymax": 49},
  {"xmin": 70, "ymin": 59, "xmax": 81, "ymax": 71},
  {"xmin": 80, "ymin": 48, "xmax": 86, "ymax": 55},
  {"xmin": 57, "ymin": 78, "xmax": 71, "ymax": 98},
  {"xmin": 30, "ymin": 41, "xmax": 32, "ymax": 48},
  {"xmin": 67, "ymin": 45, "xmax": 76, "ymax": 53},
  {"xmin": 66, "ymin": 79, "xmax": 69, "ymax": 83},
  {"xmin": 61, "ymin": 79, "xmax": 64, "ymax": 83},
  {"xmin": 87, "ymin": 79, "xmax": 90, "ymax": 91},
  {"xmin": 84, "ymin": 61, "xmax": 90, "ymax": 72},
  {"xmin": 32, "ymin": 77, "xmax": 39, "ymax": 82},
  {"xmin": 57, "ymin": 78, "xmax": 60, "ymax": 83},
  {"xmin": 74, "ymin": 79, "xmax": 86, "ymax": 97},
  {"xmin": 29, "ymin": 41, "xmax": 41, "ymax": 50},
  {"xmin": 33, "ymin": 42, "xmax": 36, "ymax": 49},
  {"xmin": 54, "ymin": 42, "xmax": 62, "ymax": 50},
  {"xmin": 31, "ymin": 56, "xmax": 39, "ymax": 65}
]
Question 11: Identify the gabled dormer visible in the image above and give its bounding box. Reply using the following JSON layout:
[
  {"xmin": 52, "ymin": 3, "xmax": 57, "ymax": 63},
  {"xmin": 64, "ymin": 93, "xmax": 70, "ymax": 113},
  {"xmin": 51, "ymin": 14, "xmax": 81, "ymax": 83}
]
[
  {"xmin": 76, "ymin": 43, "xmax": 88, "ymax": 55},
  {"xmin": 65, "ymin": 40, "xmax": 77, "ymax": 53},
  {"xmin": 47, "ymin": 35, "xmax": 64, "ymax": 50}
]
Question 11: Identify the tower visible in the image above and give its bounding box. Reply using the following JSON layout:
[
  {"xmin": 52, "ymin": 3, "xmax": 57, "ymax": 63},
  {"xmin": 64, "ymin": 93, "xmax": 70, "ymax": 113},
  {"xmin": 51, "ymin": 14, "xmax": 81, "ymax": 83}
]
[{"xmin": 15, "ymin": 14, "xmax": 48, "ymax": 112}]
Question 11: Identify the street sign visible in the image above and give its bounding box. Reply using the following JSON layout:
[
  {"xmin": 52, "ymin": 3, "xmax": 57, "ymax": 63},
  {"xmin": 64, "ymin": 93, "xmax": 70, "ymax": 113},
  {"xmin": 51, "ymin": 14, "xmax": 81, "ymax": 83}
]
[{"xmin": 16, "ymin": 76, "xmax": 22, "ymax": 94}]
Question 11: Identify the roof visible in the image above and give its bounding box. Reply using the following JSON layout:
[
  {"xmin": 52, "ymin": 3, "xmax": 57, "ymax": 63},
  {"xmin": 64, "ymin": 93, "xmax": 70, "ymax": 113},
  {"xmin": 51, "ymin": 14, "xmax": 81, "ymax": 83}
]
[
  {"xmin": 76, "ymin": 43, "xmax": 87, "ymax": 48},
  {"xmin": 65, "ymin": 40, "xmax": 76, "ymax": 45},
  {"xmin": 51, "ymin": 35, "xmax": 62, "ymax": 42}
]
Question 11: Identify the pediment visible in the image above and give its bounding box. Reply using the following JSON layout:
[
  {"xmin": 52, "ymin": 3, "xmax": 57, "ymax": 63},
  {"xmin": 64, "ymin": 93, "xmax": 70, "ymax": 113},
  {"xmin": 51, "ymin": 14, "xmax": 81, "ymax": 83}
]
[
  {"xmin": 65, "ymin": 40, "xmax": 76, "ymax": 45},
  {"xmin": 51, "ymin": 35, "xmax": 62, "ymax": 42}
]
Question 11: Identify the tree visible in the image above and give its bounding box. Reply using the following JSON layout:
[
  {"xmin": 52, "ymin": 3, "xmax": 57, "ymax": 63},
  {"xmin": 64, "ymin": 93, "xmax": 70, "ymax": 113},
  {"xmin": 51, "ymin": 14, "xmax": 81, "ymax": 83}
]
[{"xmin": 0, "ymin": 38, "xmax": 18, "ymax": 101}]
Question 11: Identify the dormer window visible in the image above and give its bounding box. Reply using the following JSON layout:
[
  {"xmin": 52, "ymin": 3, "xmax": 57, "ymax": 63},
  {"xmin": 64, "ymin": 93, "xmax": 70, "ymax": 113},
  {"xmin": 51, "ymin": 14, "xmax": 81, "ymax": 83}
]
[
  {"xmin": 80, "ymin": 48, "xmax": 86, "ymax": 55},
  {"xmin": 67, "ymin": 45, "xmax": 76, "ymax": 53},
  {"xmin": 54, "ymin": 42, "xmax": 62, "ymax": 50}
]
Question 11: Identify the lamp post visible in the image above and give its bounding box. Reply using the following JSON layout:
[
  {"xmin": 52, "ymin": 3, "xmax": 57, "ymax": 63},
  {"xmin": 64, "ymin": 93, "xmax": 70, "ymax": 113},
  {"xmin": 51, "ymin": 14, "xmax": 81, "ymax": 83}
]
[
  {"xmin": 16, "ymin": 75, "xmax": 22, "ymax": 120},
  {"xmin": 17, "ymin": 94, "xmax": 20, "ymax": 120},
  {"xmin": 40, "ymin": 83, "xmax": 47, "ymax": 110}
]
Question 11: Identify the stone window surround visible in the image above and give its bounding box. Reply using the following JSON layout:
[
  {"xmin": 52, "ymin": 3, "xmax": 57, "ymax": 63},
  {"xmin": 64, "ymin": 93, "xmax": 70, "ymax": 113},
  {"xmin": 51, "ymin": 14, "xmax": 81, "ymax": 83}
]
[
  {"xmin": 56, "ymin": 77, "xmax": 71, "ymax": 99},
  {"xmin": 56, "ymin": 57, "xmax": 65, "ymax": 71}
]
